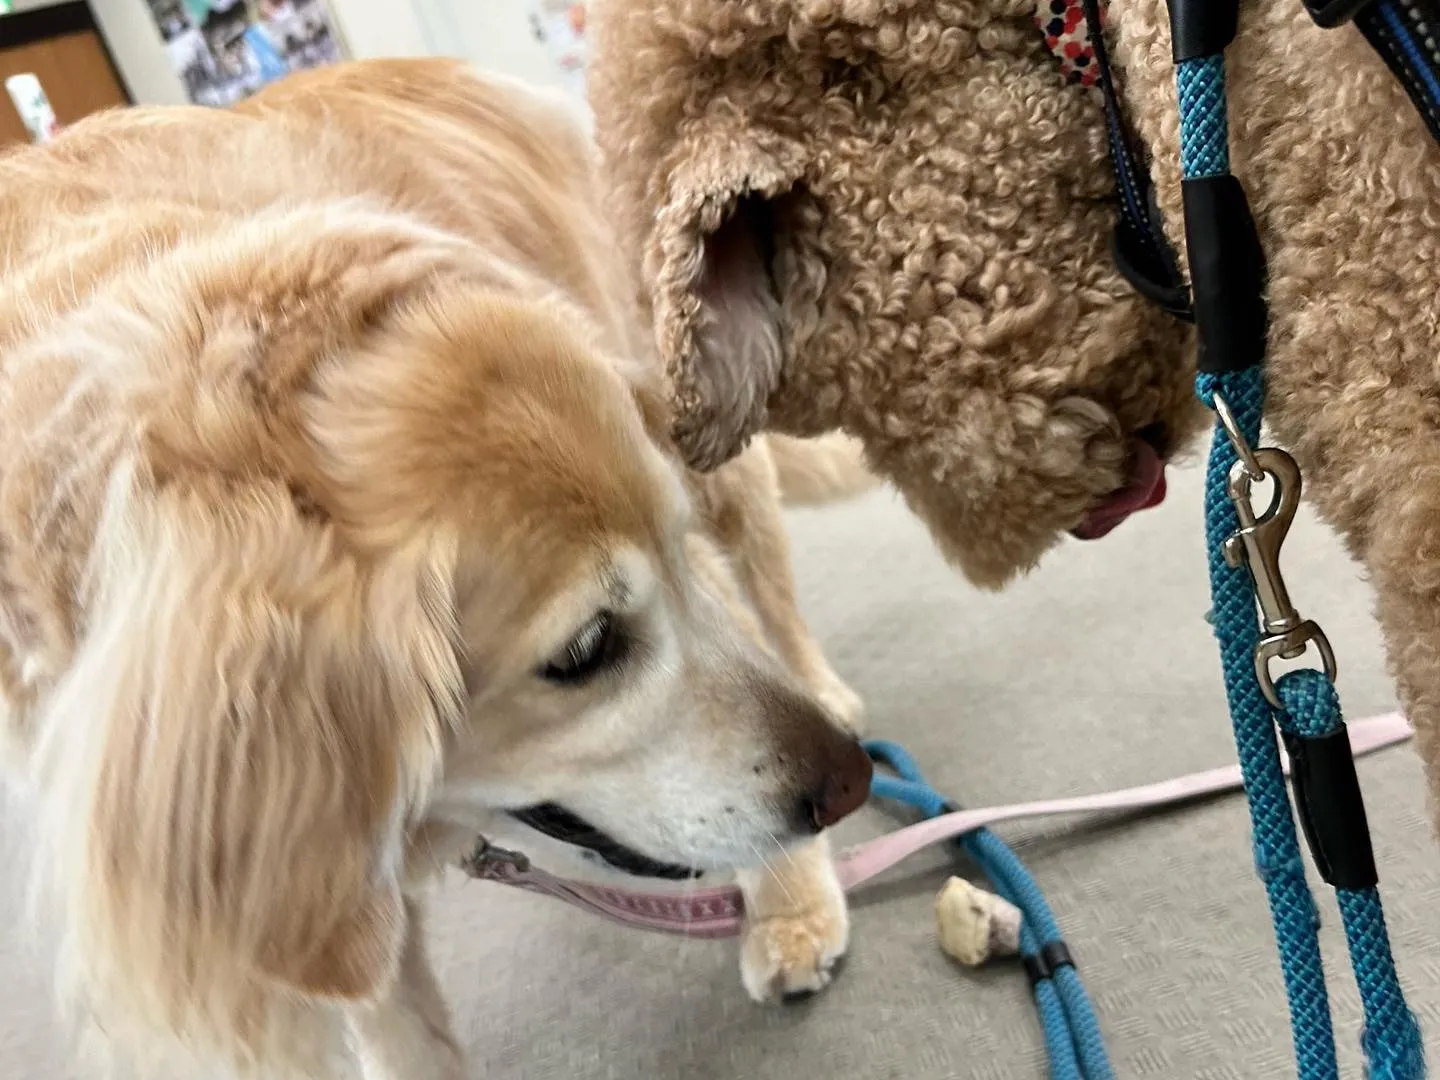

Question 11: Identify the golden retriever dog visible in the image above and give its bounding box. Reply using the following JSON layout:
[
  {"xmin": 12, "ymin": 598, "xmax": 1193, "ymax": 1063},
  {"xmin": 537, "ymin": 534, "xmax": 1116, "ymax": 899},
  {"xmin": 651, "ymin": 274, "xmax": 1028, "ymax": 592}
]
[{"xmin": 0, "ymin": 59, "xmax": 876, "ymax": 1078}]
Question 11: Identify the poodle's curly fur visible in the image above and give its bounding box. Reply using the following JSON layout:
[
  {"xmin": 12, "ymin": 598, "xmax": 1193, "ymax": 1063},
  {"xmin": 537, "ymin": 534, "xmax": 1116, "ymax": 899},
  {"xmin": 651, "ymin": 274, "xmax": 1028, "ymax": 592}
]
[
  {"xmin": 589, "ymin": 0, "xmax": 1440, "ymax": 828},
  {"xmin": 589, "ymin": 0, "xmax": 1201, "ymax": 587}
]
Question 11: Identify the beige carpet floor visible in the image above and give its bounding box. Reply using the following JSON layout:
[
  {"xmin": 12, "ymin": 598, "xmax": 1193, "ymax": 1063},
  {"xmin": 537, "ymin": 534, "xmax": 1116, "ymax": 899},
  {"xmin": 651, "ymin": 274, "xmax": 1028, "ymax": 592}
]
[{"xmin": 5, "ymin": 458, "xmax": 1440, "ymax": 1078}]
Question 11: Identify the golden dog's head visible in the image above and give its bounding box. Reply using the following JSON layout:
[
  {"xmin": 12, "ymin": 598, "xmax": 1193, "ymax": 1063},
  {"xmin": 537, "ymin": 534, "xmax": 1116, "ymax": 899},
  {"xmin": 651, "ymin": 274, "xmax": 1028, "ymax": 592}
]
[{"xmin": 26, "ymin": 218, "xmax": 867, "ymax": 1058}]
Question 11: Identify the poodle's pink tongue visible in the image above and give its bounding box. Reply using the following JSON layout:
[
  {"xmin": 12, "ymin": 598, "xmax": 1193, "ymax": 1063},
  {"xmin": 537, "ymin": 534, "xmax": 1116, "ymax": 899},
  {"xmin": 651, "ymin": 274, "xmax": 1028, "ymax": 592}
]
[{"xmin": 1070, "ymin": 440, "xmax": 1167, "ymax": 541}]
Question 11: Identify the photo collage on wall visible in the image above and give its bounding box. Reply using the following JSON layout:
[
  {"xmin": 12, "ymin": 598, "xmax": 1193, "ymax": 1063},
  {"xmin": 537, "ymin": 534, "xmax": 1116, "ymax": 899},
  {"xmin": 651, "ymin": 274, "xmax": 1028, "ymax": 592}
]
[{"xmin": 145, "ymin": 0, "xmax": 345, "ymax": 107}]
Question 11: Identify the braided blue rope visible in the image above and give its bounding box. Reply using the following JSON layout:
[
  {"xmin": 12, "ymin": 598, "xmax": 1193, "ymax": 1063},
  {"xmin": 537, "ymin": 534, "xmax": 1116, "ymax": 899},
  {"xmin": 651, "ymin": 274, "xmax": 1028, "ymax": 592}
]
[
  {"xmin": 1198, "ymin": 368, "xmax": 1340, "ymax": 1079},
  {"xmin": 1185, "ymin": 43, "xmax": 1423, "ymax": 1078},
  {"xmin": 1177, "ymin": 56, "xmax": 1231, "ymax": 177},
  {"xmin": 962, "ymin": 829, "xmax": 1113, "ymax": 1079},
  {"xmin": 1277, "ymin": 670, "xmax": 1424, "ymax": 1080},
  {"xmin": 866, "ymin": 741, "xmax": 1113, "ymax": 1080}
]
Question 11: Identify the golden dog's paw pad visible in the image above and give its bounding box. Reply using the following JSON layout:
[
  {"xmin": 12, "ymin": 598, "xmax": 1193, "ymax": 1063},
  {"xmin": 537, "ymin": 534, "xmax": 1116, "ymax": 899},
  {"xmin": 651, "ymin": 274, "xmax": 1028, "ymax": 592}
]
[{"xmin": 739, "ymin": 908, "xmax": 850, "ymax": 1004}]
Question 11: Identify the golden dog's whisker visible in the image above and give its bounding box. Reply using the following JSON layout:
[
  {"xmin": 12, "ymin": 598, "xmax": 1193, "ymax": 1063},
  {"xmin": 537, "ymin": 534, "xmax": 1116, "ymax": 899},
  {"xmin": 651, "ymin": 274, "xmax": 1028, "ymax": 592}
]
[
  {"xmin": 747, "ymin": 841, "xmax": 796, "ymax": 908},
  {"xmin": 766, "ymin": 829, "xmax": 798, "ymax": 872}
]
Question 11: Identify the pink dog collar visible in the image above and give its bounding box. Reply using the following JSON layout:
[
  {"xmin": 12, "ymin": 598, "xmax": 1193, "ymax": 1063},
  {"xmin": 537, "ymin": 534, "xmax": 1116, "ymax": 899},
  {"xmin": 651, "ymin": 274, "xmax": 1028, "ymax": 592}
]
[{"xmin": 460, "ymin": 711, "xmax": 1413, "ymax": 937}]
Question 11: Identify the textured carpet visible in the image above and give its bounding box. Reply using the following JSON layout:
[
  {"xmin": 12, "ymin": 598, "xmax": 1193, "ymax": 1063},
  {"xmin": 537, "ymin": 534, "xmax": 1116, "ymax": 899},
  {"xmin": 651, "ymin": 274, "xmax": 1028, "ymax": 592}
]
[{"xmin": 5, "ymin": 457, "xmax": 1440, "ymax": 1078}]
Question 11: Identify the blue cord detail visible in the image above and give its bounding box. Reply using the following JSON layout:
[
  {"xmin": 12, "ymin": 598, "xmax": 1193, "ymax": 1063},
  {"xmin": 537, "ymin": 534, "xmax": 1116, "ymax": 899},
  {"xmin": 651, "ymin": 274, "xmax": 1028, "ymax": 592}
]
[
  {"xmin": 1180, "ymin": 16, "xmax": 1425, "ymax": 1071},
  {"xmin": 865, "ymin": 740, "xmax": 1113, "ymax": 1080},
  {"xmin": 1187, "ymin": 41, "xmax": 1425, "ymax": 1063},
  {"xmin": 1195, "ymin": 372, "xmax": 1424, "ymax": 1078},
  {"xmin": 1378, "ymin": 2, "xmax": 1440, "ymax": 112},
  {"xmin": 1198, "ymin": 369, "xmax": 1342, "ymax": 1079},
  {"xmin": 1278, "ymin": 670, "xmax": 1424, "ymax": 1079},
  {"xmin": 1337, "ymin": 887, "xmax": 1426, "ymax": 1080},
  {"xmin": 1176, "ymin": 56, "xmax": 1231, "ymax": 178}
]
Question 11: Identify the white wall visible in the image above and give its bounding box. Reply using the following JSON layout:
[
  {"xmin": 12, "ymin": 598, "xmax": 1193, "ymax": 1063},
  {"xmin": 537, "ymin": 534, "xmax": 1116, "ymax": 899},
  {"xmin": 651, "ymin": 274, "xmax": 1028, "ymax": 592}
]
[
  {"xmin": 324, "ymin": 0, "xmax": 431, "ymax": 60},
  {"xmin": 88, "ymin": 0, "xmax": 186, "ymax": 105},
  {"xmin": 425, "ymin": 0, "xmax": 556, "ymax": 87},
  {"xmin": 330, "ymin": 0, "xmax": 561, "ymax": 88}
]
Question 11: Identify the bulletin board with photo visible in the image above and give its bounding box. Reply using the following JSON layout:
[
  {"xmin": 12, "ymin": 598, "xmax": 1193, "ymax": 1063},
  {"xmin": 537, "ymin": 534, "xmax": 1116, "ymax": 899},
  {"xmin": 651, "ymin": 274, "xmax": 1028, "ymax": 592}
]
[{"xmin": 145, "ymin": 0, "xmax": 345, "ymax": 107}]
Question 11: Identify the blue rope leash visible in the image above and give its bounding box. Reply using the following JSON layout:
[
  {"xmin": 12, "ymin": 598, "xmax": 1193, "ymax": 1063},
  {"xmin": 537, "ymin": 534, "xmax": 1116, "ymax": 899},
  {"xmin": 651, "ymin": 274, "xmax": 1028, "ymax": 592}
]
[
  {"xmin": 1178, "ymin": 22, "xmax": 1423, "ymax": 1078},
  {"xmin": 864, "ymin": 739, "xmax": 1114, "ymax": 1080},
  {"xmin": 1197, "ymin": 367, "xmax": 1342, "ymax": 1077}
]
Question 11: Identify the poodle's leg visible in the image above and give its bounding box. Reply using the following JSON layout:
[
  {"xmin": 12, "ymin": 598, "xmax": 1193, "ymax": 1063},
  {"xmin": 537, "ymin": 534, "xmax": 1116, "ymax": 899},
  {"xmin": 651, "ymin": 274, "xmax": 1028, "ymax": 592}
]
[
  {"xmin": 705, "ymin": 447, "xmax": 865, "ymax": 733},
  {"xmin": 346, "ymin": 900, "xmax": 466, "ymax": 1080},
  {"xmin": 1368, "ymin": 491, "xmax": 1440, "ymax": 837},
  {"xmin": 735, "ymin": 832, "xmax": 851, "ymax": 1003},
  {"xmin": 735, "ymin": 524, "xmax": 865, "ymax": 733},
  {"xmin": 682, "ymin": 545, "xmax": 854, "ymax": 1002},
  {"xmin": 687, "ymin": 531, "xmax": 855, "ymax": 1001},
  {"xmin": 688, "ymin": 453, "xmax": 857, "ymax": 1003}
]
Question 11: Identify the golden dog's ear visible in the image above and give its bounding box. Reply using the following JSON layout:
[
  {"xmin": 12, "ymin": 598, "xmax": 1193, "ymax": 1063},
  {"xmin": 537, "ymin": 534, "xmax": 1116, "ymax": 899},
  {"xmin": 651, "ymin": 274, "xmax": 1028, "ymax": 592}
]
[
  {"xmin": 649, "ymin": 131, "xmax": 811, "ymax": 471},
  {"xmin": 41, "ymin": 464, "xmax": 461, "ymax": 1049}
]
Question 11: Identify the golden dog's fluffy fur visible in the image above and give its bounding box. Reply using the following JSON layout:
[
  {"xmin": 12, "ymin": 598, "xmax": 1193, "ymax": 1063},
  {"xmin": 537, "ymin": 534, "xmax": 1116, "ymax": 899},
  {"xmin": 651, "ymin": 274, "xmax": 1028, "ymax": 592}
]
[
  {"xmin": 0, "ymin": 60, "xmax": 877, "ymax": 1077},
  {"xmin": 589, "ymin": 0, "xmax": 1440, "ymax": 831}
]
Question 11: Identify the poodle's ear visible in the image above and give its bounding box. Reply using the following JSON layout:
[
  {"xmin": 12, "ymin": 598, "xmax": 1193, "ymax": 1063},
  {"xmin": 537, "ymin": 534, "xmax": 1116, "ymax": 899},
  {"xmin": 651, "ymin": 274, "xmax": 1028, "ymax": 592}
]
[
  {"xmin": 41, "ymin": 465, "xmax": 462, "ymax": 1047},
  {"xmin": 649, "ymin": 136, "xmax": 808, "ymax": 471}
]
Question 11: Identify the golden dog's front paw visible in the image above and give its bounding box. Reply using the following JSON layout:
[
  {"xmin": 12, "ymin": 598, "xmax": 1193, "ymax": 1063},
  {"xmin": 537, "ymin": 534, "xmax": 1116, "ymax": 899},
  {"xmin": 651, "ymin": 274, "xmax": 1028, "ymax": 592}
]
[{"xmin": 739, "ymin": 897, "xmax": 850, "ymax": 1003}]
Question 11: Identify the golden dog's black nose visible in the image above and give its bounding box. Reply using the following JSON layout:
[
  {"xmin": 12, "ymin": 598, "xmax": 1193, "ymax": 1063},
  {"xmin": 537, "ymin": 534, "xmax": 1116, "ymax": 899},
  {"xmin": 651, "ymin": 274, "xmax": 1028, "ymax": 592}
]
[{"xmin": 803, "ymin": 739, "xmax": 873, "ymax": 829}]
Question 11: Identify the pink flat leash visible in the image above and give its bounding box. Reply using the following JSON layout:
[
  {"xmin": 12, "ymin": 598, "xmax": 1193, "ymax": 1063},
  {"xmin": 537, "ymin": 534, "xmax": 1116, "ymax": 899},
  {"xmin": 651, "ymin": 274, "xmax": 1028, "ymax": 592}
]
[{"xmin": 459, "ymin": 710, "xmax": 1413, "ymax": 939}]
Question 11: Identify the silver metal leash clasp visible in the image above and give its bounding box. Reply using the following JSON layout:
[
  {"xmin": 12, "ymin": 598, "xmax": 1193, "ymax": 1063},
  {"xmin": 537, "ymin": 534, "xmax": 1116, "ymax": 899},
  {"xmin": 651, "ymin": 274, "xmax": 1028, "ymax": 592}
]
[{"xmin": 1213, "ymin": 395, "xmax": 1338, "ymax": 708}]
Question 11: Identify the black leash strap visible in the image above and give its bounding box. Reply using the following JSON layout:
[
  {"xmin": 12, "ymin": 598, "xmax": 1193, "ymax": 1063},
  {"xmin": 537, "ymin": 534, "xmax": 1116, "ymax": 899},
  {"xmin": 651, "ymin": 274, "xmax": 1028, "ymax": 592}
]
[
  {"xmin": 1084, "ymin": 0, "xmax": 1440, "ymax": 326},
  {"xmin": 1303, "ymin": 0, "xmax": 1440, "ymax": 145},
  {"xmin": 1082, "ymin": 0, "xmax": 1195, "ymax": 322}
]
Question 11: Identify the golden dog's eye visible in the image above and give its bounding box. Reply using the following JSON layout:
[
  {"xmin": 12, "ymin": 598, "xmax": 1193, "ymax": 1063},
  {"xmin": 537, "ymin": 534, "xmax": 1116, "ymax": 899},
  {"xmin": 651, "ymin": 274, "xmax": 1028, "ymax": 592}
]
[{"xmin": 541, "ymin": 611, "xmax": 623, "ymax": 685}]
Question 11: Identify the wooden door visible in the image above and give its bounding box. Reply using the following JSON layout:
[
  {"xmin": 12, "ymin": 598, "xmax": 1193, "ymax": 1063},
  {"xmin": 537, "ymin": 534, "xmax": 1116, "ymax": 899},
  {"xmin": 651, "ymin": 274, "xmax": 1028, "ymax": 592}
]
[{"xmin": 0, "ymin": 6, "xmax": 129, "ymax": 148}]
